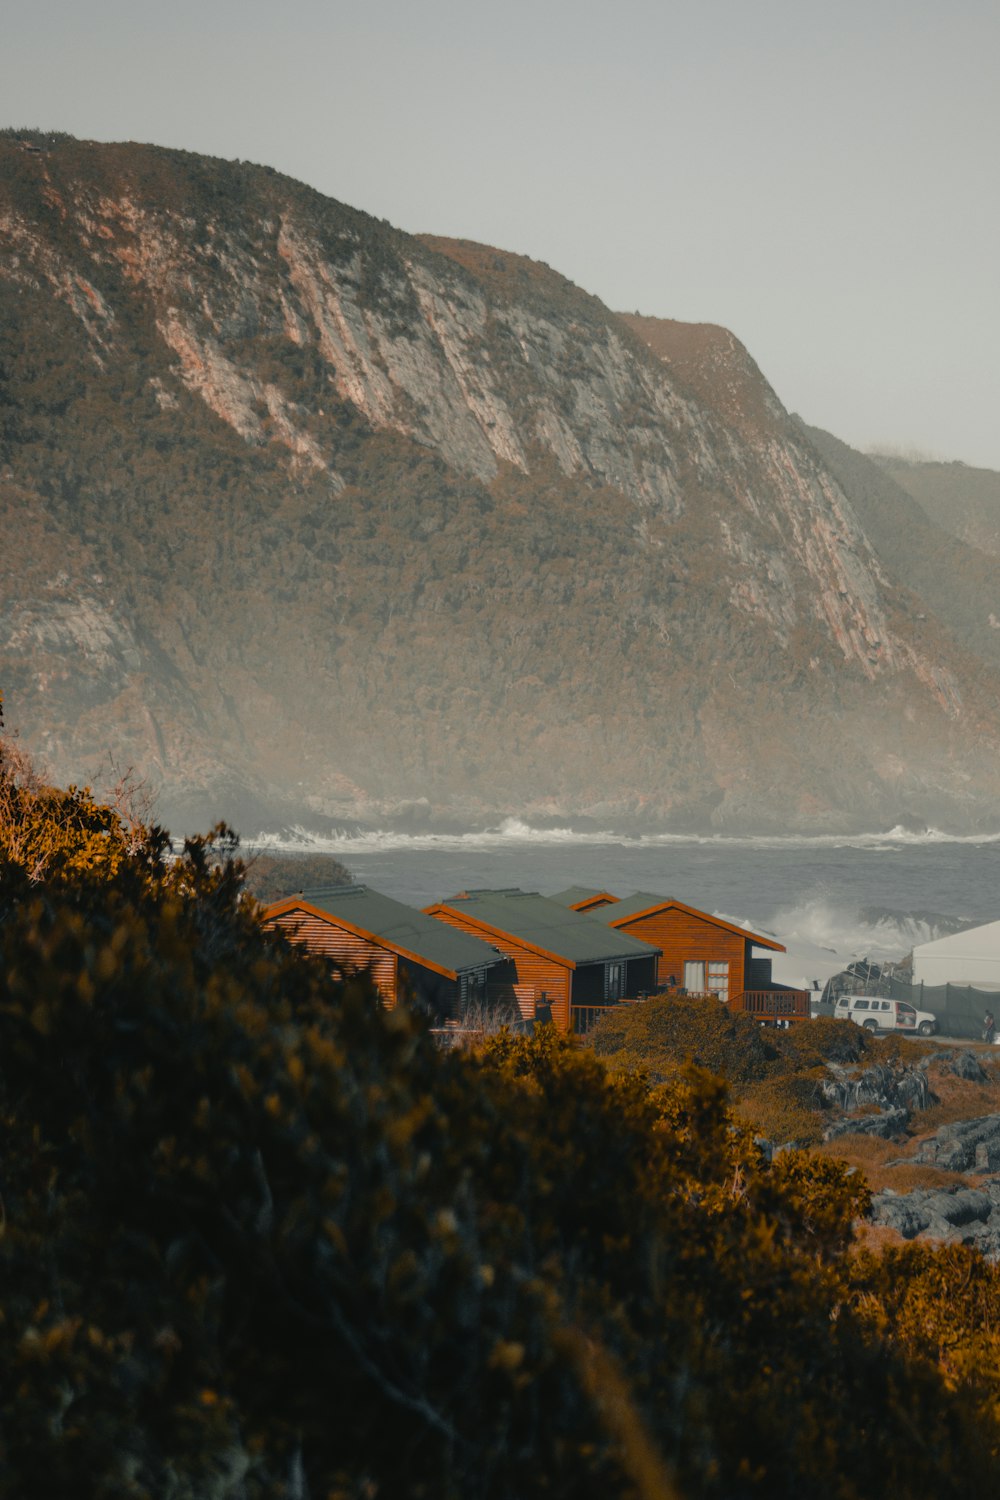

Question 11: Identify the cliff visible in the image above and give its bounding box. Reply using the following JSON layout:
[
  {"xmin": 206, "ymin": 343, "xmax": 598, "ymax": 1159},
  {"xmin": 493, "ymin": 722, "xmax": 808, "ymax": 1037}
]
[{"xmin": 2, "ymin": 131, "xmax": 999, "ymax": 833}]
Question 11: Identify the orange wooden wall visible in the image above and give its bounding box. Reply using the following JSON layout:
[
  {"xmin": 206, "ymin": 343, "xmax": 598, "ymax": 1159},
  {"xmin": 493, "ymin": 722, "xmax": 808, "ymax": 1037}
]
[
  {"xmin": 267, "ymin": 910, "xmax": 398, "ymax": 1007},
  {"xmin": 428, "ymin": 905, "xmax": 572, "ymax": 1031},
  {"xmin": 615, "ymin": 909, "xmax": 749, "ymax": 994}
]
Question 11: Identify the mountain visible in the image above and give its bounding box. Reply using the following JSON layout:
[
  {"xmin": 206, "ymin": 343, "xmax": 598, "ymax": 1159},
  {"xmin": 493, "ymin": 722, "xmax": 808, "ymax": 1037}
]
[
  {"xmin": 2, "ymin": 130, "xmax": 1000, "ymax": 835},
  {"xmin": 868, "ymin": 453, "xmax": 1000, "ymax": 560},
  {"xmin": 795, "ymin": 426, "xmax": 1000, "ymax": 675}
]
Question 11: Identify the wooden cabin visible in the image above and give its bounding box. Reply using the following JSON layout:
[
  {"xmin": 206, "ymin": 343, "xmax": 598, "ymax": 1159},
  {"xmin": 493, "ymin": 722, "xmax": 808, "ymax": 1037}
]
[
  {"xmin": 550, "ymin": 888, "xmax": 808, "ymax": 1022},
  {"xmin": 424, "ymin": 889, "xmax": 660, "ymax": 1033},
  {"xmin": 263, "ymin": 884, "xmax": 504, "ymax": 1024}
]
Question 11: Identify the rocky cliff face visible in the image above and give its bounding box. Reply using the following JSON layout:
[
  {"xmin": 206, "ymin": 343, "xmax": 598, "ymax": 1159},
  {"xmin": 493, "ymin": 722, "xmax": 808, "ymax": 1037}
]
[{"xmin": 2, "ymin": 132, "xmax": 999, "ymax": 834}]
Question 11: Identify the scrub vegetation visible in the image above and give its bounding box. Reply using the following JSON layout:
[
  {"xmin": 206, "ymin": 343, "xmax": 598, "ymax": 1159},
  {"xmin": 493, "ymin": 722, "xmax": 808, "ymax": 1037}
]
[
  {"xmin": 241, "ymin": 851, "xmax": 353, "ymax": 905},
  {"xmin": 3, "ymin": 739, "xmax": 1000, "ymax": 1496},
  {"xmin": 589, "ymin": 996, "xmax": 879, "ymax": 1144}
]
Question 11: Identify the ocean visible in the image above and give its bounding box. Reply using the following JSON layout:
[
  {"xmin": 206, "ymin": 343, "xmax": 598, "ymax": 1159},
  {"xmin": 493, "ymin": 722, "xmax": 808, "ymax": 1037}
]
[{"xmin": 249, "ymin": 821, "xmax": 1000, "ymax": 990}]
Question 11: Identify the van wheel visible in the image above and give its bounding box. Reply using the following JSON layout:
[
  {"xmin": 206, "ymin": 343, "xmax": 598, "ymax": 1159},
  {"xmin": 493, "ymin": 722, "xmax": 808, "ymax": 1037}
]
[
  {"xmin": 918, "ymin": 1021, "xmax": 934, "ymax": 1037},
  {"xmin": 862, "ymin": 1019, "xmax": 879, "ymax": 1032}
]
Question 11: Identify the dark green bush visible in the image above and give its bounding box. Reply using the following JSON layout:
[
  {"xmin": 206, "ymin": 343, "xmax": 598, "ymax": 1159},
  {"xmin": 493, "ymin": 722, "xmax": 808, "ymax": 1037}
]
[{"xmin": 2, "ymin": 760, "xmax": 1000, "ymax": 1495}]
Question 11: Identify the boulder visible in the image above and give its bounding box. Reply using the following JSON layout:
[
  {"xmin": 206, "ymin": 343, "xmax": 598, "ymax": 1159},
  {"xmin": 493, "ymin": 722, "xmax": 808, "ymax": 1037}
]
[
  {"xmin": 912, "ymin": 1113, "xmax": 1000, "ymax": 1173},
  {"xmin": 824, "ymin": 1107, "xmax": 910, "ymax": 1142},
  {"xmin": 870, "ymin": 1182, "xmax": 1000, "ymax": 1258},
  {"xmin": 820, "ymin": 1061, "xmax": 933, "ymax": 1132},
  {"xmin": 946, "ymin": 1050, "xmax": 989, "ymax": 1083}
]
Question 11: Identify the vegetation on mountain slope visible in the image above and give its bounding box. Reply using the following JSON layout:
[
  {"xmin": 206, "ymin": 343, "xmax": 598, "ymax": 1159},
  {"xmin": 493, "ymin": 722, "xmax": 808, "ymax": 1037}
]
[
  {"xmin": 4, "ymin": 134, "xmax": 1000, "ymax": 832},
  {"xmin": 870, "ymin": 452, "xmax": 1000, "ymax": 560},
  {"xmin": 802, "ymin": 424, "xmax": 1000, "ymax": 673},
  {"xmin": 3, "ymin": 746, "xmax": 1000, "ymax": 1494}
]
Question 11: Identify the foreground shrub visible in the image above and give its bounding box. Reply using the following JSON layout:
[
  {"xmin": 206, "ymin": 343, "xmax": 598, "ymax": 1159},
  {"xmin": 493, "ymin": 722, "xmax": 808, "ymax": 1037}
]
[
  {"xmin": 2, "ymin": 757, "xmax": 1000, "ymax": 1495},
  {"xmin": 588, "ymin": 994, "xmax": 782, "ymax": 1085}
]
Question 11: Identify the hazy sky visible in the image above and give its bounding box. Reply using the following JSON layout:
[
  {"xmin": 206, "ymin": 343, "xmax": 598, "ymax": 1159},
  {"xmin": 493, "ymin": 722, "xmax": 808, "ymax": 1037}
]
[{"xmin": 4, "ymin": 0, "xmax": 999, "ymax": 468}]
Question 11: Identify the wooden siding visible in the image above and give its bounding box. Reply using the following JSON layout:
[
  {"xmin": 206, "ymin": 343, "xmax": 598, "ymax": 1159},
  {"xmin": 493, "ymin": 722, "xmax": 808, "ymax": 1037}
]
[
  {"xmin": 512, "ymin": 983, "xmax": 537, "ymax": 1020},
  {"xmin": 747, "ymin": 955, "xmax": 775, "ymax": 989},
  {"xmin": 428, "ymin": 905, "xmax": 573, "ymax": 1032},
  {"xmin": 267, "ymin": 910, "xmax": 399, "ymax": 1006},
  {"xmin": 613, "ymin": 908, "xmax": 752, "ymax": 994}
]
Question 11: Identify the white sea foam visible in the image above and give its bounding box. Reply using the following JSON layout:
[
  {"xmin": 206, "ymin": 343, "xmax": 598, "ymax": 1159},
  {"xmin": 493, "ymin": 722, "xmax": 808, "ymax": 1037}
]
[
  {"xmin": 246, "ymin": 817, "xmax": 625, "ymax": 855},
  {"xmin": 766, "ymin": 897, "xmax": 958, "ymax": 956},
  {"xmin": 246, "ymin": 819, "xmax": 1000, "ymax": 856},
  {"xmin": 245, "ymin": 816, "xmax": 999, "ymax": 983},
  {"xmin": 744, "ymin": 896, "xmax": 972, "ymax": 990}
]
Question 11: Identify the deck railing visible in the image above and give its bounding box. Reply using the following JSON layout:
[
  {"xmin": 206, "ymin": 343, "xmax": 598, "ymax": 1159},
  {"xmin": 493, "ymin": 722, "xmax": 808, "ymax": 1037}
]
[
  {"xmin": 570, "ymin": 1000, "xmax": 638, "ymax": 1036},
  {"xmin": 730, "ymin": 989, "xmax": 811, "ymax": 1022},
  {"xmin": 570, "ymin": 990, "xmax": 811, "ymax": 1035}
]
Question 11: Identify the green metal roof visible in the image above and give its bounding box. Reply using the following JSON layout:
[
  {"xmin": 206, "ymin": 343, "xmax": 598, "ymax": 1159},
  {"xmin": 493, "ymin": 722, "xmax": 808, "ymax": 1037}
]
[
  {"xmin": 599, "ymin": 890, "xmax": 674, "ymax": 920},
  {"xmin": 292, "ymin": 885, "xmax": 500, "ymax": 976},
  {"xmin": 436, "ymin": 890, "xmax": 659, "ymax": 966},
  {"xmin": 548, "ymin": 886, "xmax": 619, "ymax": 908}
]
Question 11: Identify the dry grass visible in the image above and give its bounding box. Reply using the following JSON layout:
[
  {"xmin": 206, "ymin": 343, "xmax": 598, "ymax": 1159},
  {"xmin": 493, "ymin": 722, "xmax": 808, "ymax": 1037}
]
[
  {"xmin": 851, "ymin": 1221, "xmax": 910, "ymax": 1255},
  {"xmin": 913, "ymin": 1054, "xmax": 1000, "ymax": 1133},
  {"xmin": 815, "ymin": 1068, "xmax": 1000, "ymax": 1194},
  {"xmin": 731, "ymin": 1074, "xmax": 827, "ymax": 1146},
  {"xmin": 877, "ymin": 1162, "xmax": 970, "ymax": 1192},
  {"xmin": 434, "ymin": 1000, "xmax": 525, "ymax": 1050},
  {"xmin": 809, "ymin": 1047, "xmax": 1000, "ymax": 1241},
  {"xmin": 816, "ymin": 1106, "xmax": 979, "ymax": 1194}
]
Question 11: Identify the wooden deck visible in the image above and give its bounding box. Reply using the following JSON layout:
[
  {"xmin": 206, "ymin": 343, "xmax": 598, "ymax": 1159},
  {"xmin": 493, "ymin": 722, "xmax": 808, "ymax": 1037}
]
[
  {"xmin": 730, "ymin": 989, "xmax": 811, "ymax": 1023},
  {"xmin": 570, "ymin": 1001, "xmax": 638, "ymax": 1035},
  {"xmin": 569, "ymin": 988, "xmax": 812, "ymax": 1036}
]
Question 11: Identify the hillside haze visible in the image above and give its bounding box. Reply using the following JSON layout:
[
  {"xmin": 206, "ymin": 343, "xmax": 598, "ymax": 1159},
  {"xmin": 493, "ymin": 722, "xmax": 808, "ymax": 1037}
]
[
  {"xmin": 2, "ymin": 132, "xmax": 1000, "ymax": 835},
  {"xmin": 869, "ymin": 453, "xmax": 1000, "ymax": 560}
]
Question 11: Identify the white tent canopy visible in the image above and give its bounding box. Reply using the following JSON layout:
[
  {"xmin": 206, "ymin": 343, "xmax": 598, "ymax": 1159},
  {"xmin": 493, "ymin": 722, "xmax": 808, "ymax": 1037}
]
[{"xmin": 912, "ymin": 918, "xmax": 1000, "ymax": 992}]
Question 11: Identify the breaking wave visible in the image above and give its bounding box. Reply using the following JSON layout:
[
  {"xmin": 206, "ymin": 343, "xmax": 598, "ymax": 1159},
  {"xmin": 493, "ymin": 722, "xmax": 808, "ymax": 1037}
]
[
  {"xmin": 246, "ymin": 818, "xmax": 1000, "ymax": 856},
  {"xmin": 762, "ymin": 896, "xmax": 972, "ymax": 968},
  {"xmin": 245, "ymin": 818, "xmax": 998, "ymax": 981},
  {"xmin": 247, "ymin": 817, "xmax": 619, "ymax": 854}
]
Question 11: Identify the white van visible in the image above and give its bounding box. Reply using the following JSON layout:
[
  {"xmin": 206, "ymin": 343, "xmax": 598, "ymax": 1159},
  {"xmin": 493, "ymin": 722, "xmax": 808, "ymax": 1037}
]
[{"xmin": 834, "ymin": 994, "xmax": 937, "ymax": 1037}]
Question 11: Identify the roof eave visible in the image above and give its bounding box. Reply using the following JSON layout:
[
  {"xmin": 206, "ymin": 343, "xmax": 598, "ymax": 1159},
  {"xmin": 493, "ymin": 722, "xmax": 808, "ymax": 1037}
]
[
  {"xmin": 607, "ymin": 899, "xmax": 785, "ymax": 952},
  {"xmin": 263, "ymin": 897, "xmax": 464, "ymax": 980},
  {"xmin": 425, "ymin": 904, "xmax": 578, "ymax": 969}
]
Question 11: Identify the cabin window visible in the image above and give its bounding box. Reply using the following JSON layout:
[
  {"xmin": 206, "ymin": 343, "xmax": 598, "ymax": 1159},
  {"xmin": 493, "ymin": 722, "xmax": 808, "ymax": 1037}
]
[
  {"xmin": 707, "ymin": 961, "xmax": 729, "ymax": 1003},
  {"xmin": 684, "ymin": 961, "xmax": 706, "ymax": 993},
  {"xmin": 605, "ymin": 963, "xmax": 624, "ymax": 1001}
]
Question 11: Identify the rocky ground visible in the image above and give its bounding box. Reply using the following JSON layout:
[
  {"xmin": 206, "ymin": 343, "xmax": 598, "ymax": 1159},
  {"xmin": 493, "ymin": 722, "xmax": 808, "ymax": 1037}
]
[{"xmin": 813, "ymin": 1042, "xmax": 1000, "ymax": 1258}]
